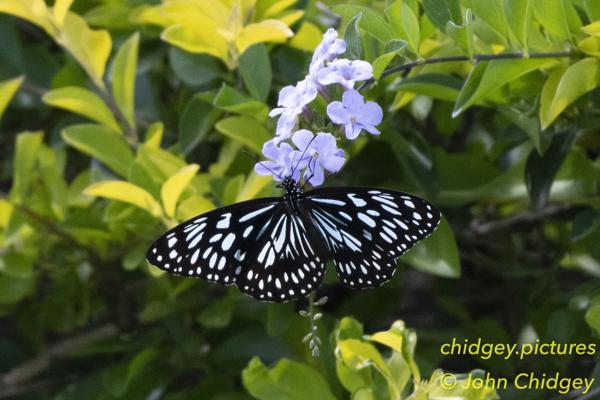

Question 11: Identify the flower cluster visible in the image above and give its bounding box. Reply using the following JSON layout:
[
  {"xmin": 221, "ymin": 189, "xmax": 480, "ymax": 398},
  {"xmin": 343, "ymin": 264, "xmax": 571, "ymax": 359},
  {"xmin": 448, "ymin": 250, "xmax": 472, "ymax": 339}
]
[{"xmin": 255, "ymin": 28, "xmax": 383, "ymax": 186}]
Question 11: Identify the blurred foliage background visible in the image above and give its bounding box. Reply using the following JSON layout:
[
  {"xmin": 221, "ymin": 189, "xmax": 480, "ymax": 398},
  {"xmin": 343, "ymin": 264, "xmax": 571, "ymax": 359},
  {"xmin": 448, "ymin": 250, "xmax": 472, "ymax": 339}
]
[{"xmin": 1, "ymin": 0, "xmax": 600, "ymax": 399}]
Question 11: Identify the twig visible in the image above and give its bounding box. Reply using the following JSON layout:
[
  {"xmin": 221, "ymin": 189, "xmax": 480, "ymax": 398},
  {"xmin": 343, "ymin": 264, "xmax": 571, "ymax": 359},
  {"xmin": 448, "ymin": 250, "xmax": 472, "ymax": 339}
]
[
  {"xmin": 575, "ymin": 386, "xmax": 600, "ymax": 400},
  {"xmin": 0, "ymin": 324, "xmax": 118, "ymax": 390},
  {"xmin": 469, "ymin": 203, "xmax": 581, "ymax": 236},
  {"xmin": 358, "ymin": 51, "xmax": 573, "ymax": 91}
]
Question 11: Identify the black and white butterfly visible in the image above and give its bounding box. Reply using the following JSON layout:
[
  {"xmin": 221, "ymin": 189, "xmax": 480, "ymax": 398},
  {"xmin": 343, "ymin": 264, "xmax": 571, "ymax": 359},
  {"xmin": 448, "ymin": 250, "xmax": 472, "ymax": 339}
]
[{"xmin": 147, "ymin": 176, "xmax": 440, "ymax": 302}]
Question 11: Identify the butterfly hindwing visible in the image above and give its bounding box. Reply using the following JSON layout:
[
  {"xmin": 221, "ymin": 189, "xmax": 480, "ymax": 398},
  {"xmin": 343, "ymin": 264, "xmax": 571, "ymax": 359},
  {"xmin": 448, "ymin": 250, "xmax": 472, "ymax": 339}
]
[
  {"xmin": 303, "ymin": 187, "xmax": 441, "ymax": 289},
  {"xmin": 236, "ymin": 208, "xmax": 328, "ymax": 302}
]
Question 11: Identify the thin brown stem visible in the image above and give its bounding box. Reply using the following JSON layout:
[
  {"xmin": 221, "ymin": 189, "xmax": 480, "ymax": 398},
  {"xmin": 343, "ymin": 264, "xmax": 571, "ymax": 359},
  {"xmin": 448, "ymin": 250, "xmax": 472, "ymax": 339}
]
[
  {"xmin": 0, "ymin": 324, "xmax": 119, "ymax": 390},
  {"xmin": 358, "ymin": 51, "xmax": 573, "ymax": 91}
]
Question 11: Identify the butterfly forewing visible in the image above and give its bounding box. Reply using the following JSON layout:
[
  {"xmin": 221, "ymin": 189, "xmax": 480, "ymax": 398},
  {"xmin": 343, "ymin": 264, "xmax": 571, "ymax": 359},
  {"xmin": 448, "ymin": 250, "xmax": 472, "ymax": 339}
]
[
  {"xmin": 147, "ymin": 198, "xmax": 282, "ymax": 287},
  {"xmin": 303, "ymin": 188, "xmax": 441, "ymax": 289}
]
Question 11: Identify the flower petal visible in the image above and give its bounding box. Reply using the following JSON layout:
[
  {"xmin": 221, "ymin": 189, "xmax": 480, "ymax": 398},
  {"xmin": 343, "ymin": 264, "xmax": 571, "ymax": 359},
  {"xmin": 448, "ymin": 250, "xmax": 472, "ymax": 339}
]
[
  {"xmin": 291, "ymin": 129, "xmax": 315, "ymax": 152},
  {"xmin": 327, "ymin": 101, "xmax": 349, "ymax": 124}
]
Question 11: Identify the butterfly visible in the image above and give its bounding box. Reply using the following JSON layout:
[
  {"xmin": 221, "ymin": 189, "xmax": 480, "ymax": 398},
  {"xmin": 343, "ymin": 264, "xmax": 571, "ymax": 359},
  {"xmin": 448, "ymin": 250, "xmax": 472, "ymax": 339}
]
[{"xmin": 146, "ymin": 176, "xmax": 440, "ymax": 302}]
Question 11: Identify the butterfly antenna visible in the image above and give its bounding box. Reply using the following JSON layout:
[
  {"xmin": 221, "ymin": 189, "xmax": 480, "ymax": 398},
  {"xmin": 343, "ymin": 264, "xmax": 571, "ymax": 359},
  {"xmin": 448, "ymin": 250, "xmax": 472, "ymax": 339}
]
[
  {"xmin": 291, "ymin": 135, "xmax": 317, "ymax": 178},
  {"xmin": 242, "ymin": 149, "xmax": 284, "ymax": 181},
  {"xmin": 301, "ymin": 159, "xmax": 316, "ymax": 190}
]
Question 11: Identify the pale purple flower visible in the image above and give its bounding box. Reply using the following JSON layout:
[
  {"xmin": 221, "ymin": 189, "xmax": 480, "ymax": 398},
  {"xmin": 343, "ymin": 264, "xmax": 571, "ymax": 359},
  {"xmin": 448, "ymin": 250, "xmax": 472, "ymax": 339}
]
[
  {"xmin": 309, "ymin": 28, "xmax": 347, "ymax": 75},
  {"xmin": 317, "ymin": 59, "xmax": 373, "ymax": 90},
  {"xmin": 269, "ymin": 78, "xmax": 318, "ymax": 140},
  {"xmin": 292, "ymin": 130, "xmax": 345, "ymax": 186},
  {"xmin": 255, "ymin": 139, "xmax": 305, "ymax": 181},
  {"xmin": 327, "ymin": 89, "xmax": 383, "ymax": 140}
]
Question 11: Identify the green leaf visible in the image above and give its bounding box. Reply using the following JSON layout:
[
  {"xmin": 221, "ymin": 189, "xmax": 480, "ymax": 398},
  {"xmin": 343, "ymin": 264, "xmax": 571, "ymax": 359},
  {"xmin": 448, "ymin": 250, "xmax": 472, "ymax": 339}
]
[
  {"xmin": 585, "ymin": 0, "xmax": 600, "ymax": 21},
  {"xmin": 62, "ymin": 124, "xmax": 134, "ymax": 177},
  {"xmin": 421, "ymin": 0, "xmax": 462, "ymax": 31},
  {"xmin": 446, "ymin": 9, "xmax": 474, "ymax": 60},
  {"xmin": 504, "ymin": 0, "xmax": 532, "ymax": 50},
  {"xmin": 332, "ymin": 5, "xmax": 395, "ymax": 43},
  {"xmin": 179, "ymin": 93, "xmax": 222, "ymax": 154},
  {"xmin": 239, "ymin": 44, "xmax": 272, "ymax": 102},
  {"xmin": 84, "ymin": 180, "xmax": 162, "ymax": 217},
  {"xmin": 213, "ymin": 84, "xmax": 269, "ymax": 120},
  {"xmin": 110, "ymin": 32, "xmax": 139, "ymax": 128},
  {"xmin": 525, "ymin": 130, "xmax": 574, "ymax": 209},
  {"xmin": 531, "ymin": 0, "xmax": 570, "ymax": 40},
  {"xmin": 464, "ymin": 0, "xmax": 508, "ymax": 42},
  {"xmin": 539, "ymin": 58, "xmax": 600, "ymax": 130},
  {"xmin": 571, "ymin": 209, "xmax": 600, "ymax": 241},
  {"xmin": 0, "ymin": 75, "xmax": 22, "ymax": 120},
  {"xmin": 42, "ymin": 86, "xmax": 121, "ymax": 133},
  {"xmin": 372, "ymin": 40, "xmax": 407, "ymax": 79},
  {"xmin": 344, "ymin": 13, "xmax": 362, "ymax": 60},
  {"xmin": 386, "ymin": 1, "xmax": 420, "ymax": 54},
  {"xmin": 198, "ymin": 293, "xmax": 237, "ymax": 329},
  {"xmin": 10, "ymin": 131, "xmax": 43, "ymax": 203},
  {"xmin": 0, "ymin": 273, "xmax": 33, "ymax": 304},
  {"xmin": 215, "ymin": 116, "xmax": 272, "ymax": 154},
  {"xmin": 453, "ymin": 57, "xmax": 555, "ymax": 117},
  {"xmin": 169, "ymin": 47, "xmax": 222, "ymax": 86},
  {"xmin": 585, "ymin": 304, "xmax": 600, "ymax": 335},
  {"xmin": 242, "ymin": 357, "xmax": 336, "ymax": 400},
  {"xmin": 390, "ymin": 73, "xmax": 463, "ymax": 101},
  {"xmin": 161, "ymin": 164, "xmax": 199, "ymax": 218},
  {"xmin": 401, "ymin": 217, "xmax": 461, "ymax": 278},
  {"xmin": 103, "ymin": 348, "xmax": 157, "ymax": 397}
]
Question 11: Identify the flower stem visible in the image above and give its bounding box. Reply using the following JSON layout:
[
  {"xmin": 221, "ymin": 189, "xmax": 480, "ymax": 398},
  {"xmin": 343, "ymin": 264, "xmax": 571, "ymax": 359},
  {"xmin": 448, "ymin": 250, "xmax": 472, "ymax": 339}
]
[
  {"xmin": 300, "ymin": 292, "xmax": 327, "ymax": 357},
  {"xmin": 358, "ymin": 50, "xmax": 573, "ymax": 91}
]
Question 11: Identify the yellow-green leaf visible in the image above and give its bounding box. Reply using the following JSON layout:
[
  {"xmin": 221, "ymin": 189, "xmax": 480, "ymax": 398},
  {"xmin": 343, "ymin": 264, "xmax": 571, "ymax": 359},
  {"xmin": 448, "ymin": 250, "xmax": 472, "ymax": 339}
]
[
  {"xmin": 144, "ymin": 122, "xmax": 163, "ymax": 149},
  {"xmin": 111, "ymin": 32, "xmax": 139, "ymax": 127},
  {"xmin": 161, "ymin": 25, "xmax": 229, "ymax": 64},
  {"xmin": 290, "ymin": 21, "xmax": 322, "ymax": 51},
  {"xmin": 369, "ymin": 331, "xmax": 404, "ymax": 353},
  {"xmin": 161, "ymin": 164, "xmax": 200, "ymax": 218},
  {"xmin": 579, "ymin": 36, "xmax": 600, "ymax": 57},
  {"xmin": 337, "ymin": 339, "xmax": 392, "ymax": 379},
  {"xmin": 0, "ymin": 76, "xmax": 23, "ymax": 120},
  {"xmin": 85, "ymin": 181, "xmax": 162, "ymax": 217},
  {"xmin": 236, "ymin": 20, "xmax": 293, "ymax": 55},
  {"xmin": 53, "ymin": 0, "xmax": 74, "ymax": 26},
  {"xmin": 582, "ymin": 21, "xmax": 600, "ymax": 36},
  {"xmin": 57, "ymin": 12, "xmax": 112, "ymax": 89},
  {"xmin": 540, "ymin": 58, "xmax": 600, "ymax": 130},
  {"xmin": 0, "ymin": 0, "xmax": 55, "ymax": 36},
  {"xmin": 43, "ymin": 87, "xmax": 121, "ymax": 133},
  {"xmin": 236, "ymin": 173, "xmax": 272, "ymax": 202}
]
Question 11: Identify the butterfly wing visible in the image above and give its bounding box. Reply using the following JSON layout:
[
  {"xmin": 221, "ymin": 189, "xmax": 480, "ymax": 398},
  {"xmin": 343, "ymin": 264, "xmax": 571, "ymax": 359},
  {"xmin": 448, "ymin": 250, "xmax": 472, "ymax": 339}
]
[
  {"xmin": 302, "ymin": 187, "xmax": 441, "ymax": 289},
  {"xmin": 146, "ymin": 197, "xmax": 328, "ymax": 302},
  {"xmin": 235, "ymin": 207, "xmax": 328, "ymax": 302},
  {"xmin": 147, "ymin": 197, "xmax": 282, "ymax": 286}
]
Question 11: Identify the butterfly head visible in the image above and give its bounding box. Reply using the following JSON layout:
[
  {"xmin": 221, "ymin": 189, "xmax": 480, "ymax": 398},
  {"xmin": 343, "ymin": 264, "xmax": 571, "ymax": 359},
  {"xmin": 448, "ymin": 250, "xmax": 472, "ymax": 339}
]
[{"xmin": 280, "ymin": 176, "xmax": 301, "ymax": 197}]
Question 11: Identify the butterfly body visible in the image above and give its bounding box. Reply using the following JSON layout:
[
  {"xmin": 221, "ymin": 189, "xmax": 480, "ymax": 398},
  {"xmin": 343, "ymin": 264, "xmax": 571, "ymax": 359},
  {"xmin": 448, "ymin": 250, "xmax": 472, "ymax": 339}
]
[{"xmin": 147, "ymin": 178, "xmax": 440, "ymax": 302}]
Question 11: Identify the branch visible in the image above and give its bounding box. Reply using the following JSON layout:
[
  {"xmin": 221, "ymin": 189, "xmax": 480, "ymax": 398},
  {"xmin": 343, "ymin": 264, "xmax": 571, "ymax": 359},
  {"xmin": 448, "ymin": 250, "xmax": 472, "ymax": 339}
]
[
  {"xmin": 358, "ymin": 51, "xmax": 573, "ymax": 90},
  {"xmin": 469, "ymin": 203, "xmax": 581, "ymax": 236},
  {"xmin": 0, "ymin": 324, "xmax": 118, "ymax": 390}
]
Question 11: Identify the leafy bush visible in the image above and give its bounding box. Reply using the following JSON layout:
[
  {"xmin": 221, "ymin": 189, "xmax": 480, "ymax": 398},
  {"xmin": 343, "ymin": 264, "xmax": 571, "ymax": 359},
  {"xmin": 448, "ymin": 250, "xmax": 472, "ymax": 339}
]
[{"xmin": 0, "ymin": 0, "xmax": 599, "ymax": 399}]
